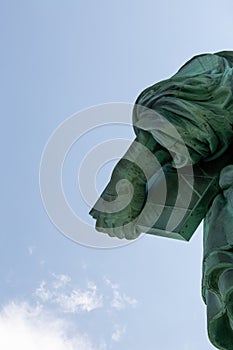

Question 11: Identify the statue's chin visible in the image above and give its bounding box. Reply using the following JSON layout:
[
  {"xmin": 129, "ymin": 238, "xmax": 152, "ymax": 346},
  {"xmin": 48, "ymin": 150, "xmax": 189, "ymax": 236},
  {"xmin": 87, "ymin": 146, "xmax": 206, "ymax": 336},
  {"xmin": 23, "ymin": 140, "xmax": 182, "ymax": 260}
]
[{"xmin": 89, "ymin": 188, "xmax": 147, "ymax": 240}]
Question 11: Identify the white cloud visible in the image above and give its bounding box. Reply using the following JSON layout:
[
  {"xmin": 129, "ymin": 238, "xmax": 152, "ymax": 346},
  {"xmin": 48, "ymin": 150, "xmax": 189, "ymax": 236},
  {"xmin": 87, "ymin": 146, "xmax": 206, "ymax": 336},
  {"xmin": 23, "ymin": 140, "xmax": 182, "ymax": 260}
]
[
  {"xmin": 103, "ymin": 277, "xmax": 119, "ymax": 290},
  {"xmin": 35, "ymin": 281, "xmax": 52, "ymax": 302},
  {"xmin": 104, "ymin": 277, "xmax": 138, "ymax": 310},
  {"xmin": 1, "ymin": 275, "xmax": 138, "ymax": 349},
  {"xmin": 111, "ymin": 290, "xmax": 138, "ymax": 310},
  {"xmin": 0, "ymin": 301, "xmax": 95, "ymax": 350},
  {"xmin": 36, "ymin": 275, "xmax": 137, "ymax": 314},
  {"xmin": 55, "ymin": 287, "xmax": 102, "ymax": 313},
  {"xmin": 35, "ymin": 276, "xmax": 103, "ymax": 313},
  {"xmin": 98, "ymin": 340, "xmax": 107, "ymax": 350},
  {"xmin": 28, "ymin": 246, "xmax": 35, "ymax": 256},
  {"xmin": 111, "ymin": 324, "xmax": 126, "ymax": 342},
  {"xmin": 51, "ymin": 273, "xmax": 71, "ymax": 289}
]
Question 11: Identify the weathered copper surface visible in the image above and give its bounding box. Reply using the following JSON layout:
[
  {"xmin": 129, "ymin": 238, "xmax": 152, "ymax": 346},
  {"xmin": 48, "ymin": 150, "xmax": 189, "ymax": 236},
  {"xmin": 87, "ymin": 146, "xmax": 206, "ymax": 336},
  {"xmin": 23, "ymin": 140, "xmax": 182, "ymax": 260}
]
[{"xmin": 90, "ymin": 51, "xmax": 233, "ymax": 349}]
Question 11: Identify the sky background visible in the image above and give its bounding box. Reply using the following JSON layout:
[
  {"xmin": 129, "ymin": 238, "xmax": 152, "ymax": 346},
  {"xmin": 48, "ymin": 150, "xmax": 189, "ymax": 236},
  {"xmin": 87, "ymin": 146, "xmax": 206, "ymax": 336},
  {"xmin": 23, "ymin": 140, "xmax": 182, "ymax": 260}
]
[{"xmin": 1, "ymin": 0, "xmax": 233, "ymax": 349}]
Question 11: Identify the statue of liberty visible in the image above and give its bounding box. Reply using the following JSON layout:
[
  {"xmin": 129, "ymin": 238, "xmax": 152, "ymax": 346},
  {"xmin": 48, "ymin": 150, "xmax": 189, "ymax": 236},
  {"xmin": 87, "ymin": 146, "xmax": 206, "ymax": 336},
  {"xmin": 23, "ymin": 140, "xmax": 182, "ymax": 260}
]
[{"xmin": 90, "ymin": 51, "xmax": 233, "ymax": 349}]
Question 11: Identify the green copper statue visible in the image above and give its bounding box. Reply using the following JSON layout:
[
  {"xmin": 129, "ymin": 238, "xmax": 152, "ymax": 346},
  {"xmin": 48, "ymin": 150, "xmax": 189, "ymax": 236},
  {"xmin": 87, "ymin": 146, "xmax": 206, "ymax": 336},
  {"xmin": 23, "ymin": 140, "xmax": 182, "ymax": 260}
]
[{"xmin": 90, "ymin": 51, "xmax": 233, "ymax": 349}]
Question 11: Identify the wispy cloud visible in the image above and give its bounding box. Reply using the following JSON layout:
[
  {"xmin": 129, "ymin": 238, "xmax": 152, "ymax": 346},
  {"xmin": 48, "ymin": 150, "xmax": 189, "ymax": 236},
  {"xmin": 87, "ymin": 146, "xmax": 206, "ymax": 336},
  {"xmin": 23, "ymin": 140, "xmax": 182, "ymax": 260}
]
[
  {"xmin": 55, "ymin": 285, "xmax": 102, "ymax": 313},
  {"xmin": 28, "ymin": 246, "xmax": 35, "ymax": 256},
  {"xmin": 35, "ymin": 281, "xmax": 52, "ymax": 302},
  {"xmin": 103, "ymin": 277, "xmax": 119, "ymax": 290},
  {"xmin": 111, "ymin": 290, "xmax": 138, "ymax": 310},
  {"xmin": 104, "ymin": 276, "xmax": 138, "ymax": 310},
  {"xmin": 1, "ymin": 274, "xmax": 139, "ymax": 349},
  {"xmin": 111, "ymin": 324, "xmax": 126, "ymax": 342},
  {"xmin": 0, "ymin": 301, "xmax": 96, "ymax": 350},
  {"xmin": 35, "ymin": 275, "xmax": 103, "ymax": 313},
  {"xmin": 51, "ymin": 273, "xmax": 71, "ymax": 289}
]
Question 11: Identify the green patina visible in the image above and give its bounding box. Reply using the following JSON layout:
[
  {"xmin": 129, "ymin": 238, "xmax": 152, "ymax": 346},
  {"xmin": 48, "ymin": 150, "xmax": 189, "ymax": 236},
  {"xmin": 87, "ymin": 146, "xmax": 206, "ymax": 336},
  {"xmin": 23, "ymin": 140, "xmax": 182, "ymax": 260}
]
[{"xmin": 90, "ymin": 51, "xmax": 233, "ymax": 349}]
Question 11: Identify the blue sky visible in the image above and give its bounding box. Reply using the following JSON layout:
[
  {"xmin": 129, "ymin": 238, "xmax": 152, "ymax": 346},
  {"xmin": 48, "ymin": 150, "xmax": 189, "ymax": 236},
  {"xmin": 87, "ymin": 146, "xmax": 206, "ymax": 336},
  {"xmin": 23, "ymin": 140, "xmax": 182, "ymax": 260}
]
[{"xmin": 1, "ymin": 0, "xmax": 233, "ymax": 349}]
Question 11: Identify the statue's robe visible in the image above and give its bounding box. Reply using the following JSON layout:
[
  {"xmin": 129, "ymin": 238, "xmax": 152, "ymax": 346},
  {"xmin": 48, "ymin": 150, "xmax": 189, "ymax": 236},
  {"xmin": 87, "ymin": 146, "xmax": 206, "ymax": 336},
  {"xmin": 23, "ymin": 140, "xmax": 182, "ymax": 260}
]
[{"xmin": 202, "ymin": 165, "xmax": 233, "ymax": 349}]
